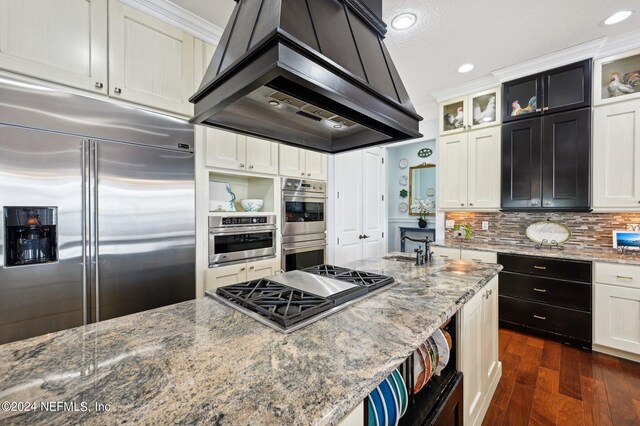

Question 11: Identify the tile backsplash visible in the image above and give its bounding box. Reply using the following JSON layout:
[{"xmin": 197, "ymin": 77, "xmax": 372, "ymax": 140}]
[{"xmin": 444, "ymin": 211, "xmax": 640, "ymax": 249}]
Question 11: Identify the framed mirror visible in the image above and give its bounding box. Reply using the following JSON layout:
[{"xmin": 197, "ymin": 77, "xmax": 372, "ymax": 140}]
[{"xmin": 409, "ymin": 163, "xmax": 436, "ymax": 216}]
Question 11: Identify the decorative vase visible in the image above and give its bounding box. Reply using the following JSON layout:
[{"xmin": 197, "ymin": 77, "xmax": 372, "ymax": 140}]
[{"xmin": 418, "ymin": 218, "xmax": 427, "ymax": 228}]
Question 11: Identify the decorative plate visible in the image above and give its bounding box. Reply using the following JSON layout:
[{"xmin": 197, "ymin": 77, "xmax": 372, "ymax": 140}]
[
  {"xmin": 399, "ymin": 189, "xmax": 408, "ymax": 198},
  {"xmin": 399, "ymin": 175, "xmax": 408, "ymax": 186},
  {"xmin": 399, "ymin": 202, "xmax": 408, "ymax": 212},
  {"xmin": 526, "ymin": 221, "xmax": 571, "ymax": 245},
  {"xmin": 398, "ymin": 158, "xmax": 408, "ymax": 169},
  {"xmin": 418, "ymin": 148, "xmax": 433, "ymax": 158}
]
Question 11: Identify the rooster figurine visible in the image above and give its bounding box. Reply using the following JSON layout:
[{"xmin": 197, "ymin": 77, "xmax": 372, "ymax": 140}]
[
  {"xmin": 608, "ymin": 71, "xmax": 640, "ymax": 97},
  {"xmin": 511, "ymin": 96, "xmax": 537, "ymax": 116},
  {"xmin": 453, "ymin": 106, "xmax": 464, "ymax": 128},
  {"xmin": 473, "ymin": 96, "xmax": 496, "ymax": 124}
]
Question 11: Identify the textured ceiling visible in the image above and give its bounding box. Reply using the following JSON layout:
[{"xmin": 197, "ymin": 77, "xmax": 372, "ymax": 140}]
[{"xmin": 174, "ymin": 0, "xmax": 640, "ymax": 108}]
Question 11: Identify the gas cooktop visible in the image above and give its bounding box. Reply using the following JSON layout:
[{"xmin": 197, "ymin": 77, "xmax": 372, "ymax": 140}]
[{"xmin": 208, "ymin": 265, "xmax": 395, "ymax": 333}]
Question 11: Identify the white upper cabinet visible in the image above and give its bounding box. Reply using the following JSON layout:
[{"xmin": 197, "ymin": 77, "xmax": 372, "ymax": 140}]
[
  {"xmin": 467, "ymin": 127, "xmax": 501, "ymax": 209},
  {"xmin": 279, "ymin": 145, "xmax": 327, "ymax": 180},
  {"xmin": 108, "ymin": 0, "xmax": 194, "ymax": 116},
  {"xmin": 439, "ymin": 133, "xmax": 468, "ymax": 209},
  {"xmin": 593, "ymin": 99, "xmax": 640, "ymax": 210},
  {"xmin": 245, "ymin": 137, "xmax": 279, "ymax": 175},
  {"xmin": 438, "ymin": 127, "xmax": 500, "ymax": 211},
  {"xmin": 205, "ymin": 130, "xmax": 278, "ymax": 175},
  {"xmin": 0, "ymin": 0, "xmax": 108, "ymax": 94},
  {"xmin": 439, "ymin": 87, "xmax": 501, "ymax": 135}
]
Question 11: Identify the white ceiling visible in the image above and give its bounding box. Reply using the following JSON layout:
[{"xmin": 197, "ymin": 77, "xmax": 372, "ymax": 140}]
[{"xmin": 173, "ymin": 0, "xmax": 640, "ymax": 107}]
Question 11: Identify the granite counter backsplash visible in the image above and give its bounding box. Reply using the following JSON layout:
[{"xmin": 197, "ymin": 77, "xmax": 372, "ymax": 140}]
[{"xmin": 445, "ymin": 211, "xmax": 640, "ymax": 250}]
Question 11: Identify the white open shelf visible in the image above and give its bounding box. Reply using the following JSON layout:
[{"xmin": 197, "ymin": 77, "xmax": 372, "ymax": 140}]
[{"xmin": 208, "ymin": 171, "xmax": 276, "ymax": 214}]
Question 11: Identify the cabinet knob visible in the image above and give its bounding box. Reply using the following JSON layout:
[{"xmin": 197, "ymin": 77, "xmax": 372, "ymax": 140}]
[
  {"xmin": 301, "ymin": 172, "xmax": 305, "ymax": 176},
  {"xmin": 544, "ymin": 201, "xmax": 551, "ymax": 206},
  {"xmin": 250, "ymin": 266, "xmax": 255, "ymax": 269},
  {"xmin": 248, "ymin": 165, "xmax": 254, "ymax": 169},
  {"xmin": 240, "ymin": 267, "xmax": 246, "ymax": 271},
  {"xmin": 531, "ymin": 200, "xmax": 539, "ymax": 205},
  {"xmin": 543, "ymin": 107, "xmax": 549, "ymax": 111},
  {"xmin": 114, "ymin": 87, "xmax": 121, "ymax": 94},
  {"xmin": 95, "ymin": 82, "xmax": 104, "ymax": 89},
  {"xmin": 469, "ymin": 203, "xmax": 473, "ymax": 206},
  {"xmin": 460, "ymin": 203, "xmax": 464, "ymax": 206},
  {"xmin": 307, "ymin": 173, "xmax": 311, "ymax": 177},
  {"xmin": 240, "ymin": 163, "xmax": 245, "ymax": 168},
  {"xmin": 535, "ymin": 108, "xmax": 542, "ymax": 112}
]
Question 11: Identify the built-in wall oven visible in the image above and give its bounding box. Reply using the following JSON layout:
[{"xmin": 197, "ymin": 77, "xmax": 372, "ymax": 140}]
[
  {"xmin": 209, "ymin": 215, "xmax": 277, "ymax": 267},
  {"xmin": 281, "ymin": 178, "xmax": 327, "ymax": 271}
]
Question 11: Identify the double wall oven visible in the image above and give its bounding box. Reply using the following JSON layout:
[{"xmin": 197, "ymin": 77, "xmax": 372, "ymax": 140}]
[
  {"xmin": 281, "ymin": 178, "xmax": 327, "ymax": 271},
  {"xmin": 209, "ymin": 215, "xmax": 277, "ymax": 267}
]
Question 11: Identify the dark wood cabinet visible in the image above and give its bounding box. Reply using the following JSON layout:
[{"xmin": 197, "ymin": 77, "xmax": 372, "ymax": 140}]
[
  {"xmin": 498, "ymin": 253, "xmax": 592, "ymax": 349},
  {"xmin": 502, "ymin": 108, "xmax": 591, "ymax": 210},
  {"xmin": 503, "ymin": 59, "xmax": 591, "ymax": 122},
  {"xmin": 501, "ymin": 117, "xmax": 542, "ymax": 209},
  {"xmin": 542, "ymin": 108, "xmax": 591, "ymax": 209}
]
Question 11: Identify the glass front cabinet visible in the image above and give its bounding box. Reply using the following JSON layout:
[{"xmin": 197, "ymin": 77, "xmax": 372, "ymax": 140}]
[
  {"xmin": 594, "ymin": 48, "xmax": 640, "ymax": 106},
  {"xmin": 439, "ymin": 87, "xmax": 501, "ymax": 135}
]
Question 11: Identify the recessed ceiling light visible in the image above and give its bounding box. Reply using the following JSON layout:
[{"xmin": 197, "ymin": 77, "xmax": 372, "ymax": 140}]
[
  {"xmin": 268, "ymin": 100, "xmax": 280, "ymax": 106},
  {"xmin": 603, "ymin": 10, "xmax": 633, "ymax": 25},
  {"xmin": 458, "ymin": 63, "xmax": 474, "ymax": 73},
  {"xmin": 391, "ymin": 13, "xmax": 417, "ymax": 30}
]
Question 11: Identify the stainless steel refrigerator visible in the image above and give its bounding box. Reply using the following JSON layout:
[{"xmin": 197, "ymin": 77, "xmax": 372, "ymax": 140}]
[{"xmin": 0, "ymin": 76, "xmax": 195, "ymax": 344}]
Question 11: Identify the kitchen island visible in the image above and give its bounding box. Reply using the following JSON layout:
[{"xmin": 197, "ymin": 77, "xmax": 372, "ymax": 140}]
[{"xmin": 0, "ymin": 254, "xmax": 501, "ymax": 425}]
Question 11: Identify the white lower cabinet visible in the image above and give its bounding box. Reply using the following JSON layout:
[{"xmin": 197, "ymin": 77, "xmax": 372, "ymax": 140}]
[
  {"xmin": 460, "ymin": 276, "xmax": 500, "ymax": 426},
  {"xmin": 431, "ymin": 247, "xmax": 497, "ymax": 264},
  {"xmin": 205, "ymin": 258, "xmax": 280, "ymax": 293},
  {"xmin": 594, "ymin": 262, "xmax": 640, "ymax": 359}
]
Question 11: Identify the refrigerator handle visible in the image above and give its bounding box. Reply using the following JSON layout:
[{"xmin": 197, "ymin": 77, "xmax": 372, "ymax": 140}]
[
  {"xmin": 93, "ymin": 141, "xmax": 100, "ymax": 322},
  {"xmin": 82, "ymin": 140, "xmax": 88, "ymax": 325}
]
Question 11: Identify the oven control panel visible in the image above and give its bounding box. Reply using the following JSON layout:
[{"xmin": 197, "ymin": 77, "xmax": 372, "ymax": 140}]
[
  {"xmin": 282, "ymin": 178, "xmax": 325, "ymax": 193},
  {"xmin": 221, "ymin": 217, "xmax": 268, "ymax": 225}
]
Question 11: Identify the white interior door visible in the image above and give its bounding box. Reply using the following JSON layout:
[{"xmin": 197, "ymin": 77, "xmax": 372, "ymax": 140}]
[
  {"xmin": 334, "ymin": 151, "xmax": 363, "ymax": 264},
  {"xmin": 361, "ymin": 148, "xmax": 385, "ymax": 259}
]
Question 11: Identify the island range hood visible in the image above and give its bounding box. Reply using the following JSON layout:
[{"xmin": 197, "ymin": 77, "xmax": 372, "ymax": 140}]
[{"xmin": 189, "ymin": 0, "xmax": 422, "ymax": 154}]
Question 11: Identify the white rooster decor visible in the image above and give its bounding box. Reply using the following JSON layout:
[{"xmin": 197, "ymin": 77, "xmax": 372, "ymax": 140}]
[
  {"xmin": 473, "ymin": 95, "xmax": 496, "ymax": 124},
  {"xmin": 608, "ymin": 70, "xmax": 640, "ymax": 97}
]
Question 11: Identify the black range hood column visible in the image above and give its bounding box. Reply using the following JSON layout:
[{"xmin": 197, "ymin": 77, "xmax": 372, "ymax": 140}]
[{"xmin": 189, "ymin": 0, "xmax": 422, "ymax": 154}]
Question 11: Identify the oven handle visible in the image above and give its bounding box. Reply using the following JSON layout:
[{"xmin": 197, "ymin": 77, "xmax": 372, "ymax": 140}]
[
  {"xmin": 209, "ymin": 226, "xmax": 277, "ymax": 234},
  {"xmin": 282, "ymin": 243, "xmax": 327, "ymax": 255},
  {"xmin": 283, "ymin": 195, "xmax": 327, "ymax": 203}
]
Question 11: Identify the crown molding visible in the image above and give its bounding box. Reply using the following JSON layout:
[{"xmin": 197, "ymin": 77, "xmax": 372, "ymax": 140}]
[
  {"xmin": 432, "ymin": 75, "xmax": 499, "ymax": 103},
  {"xmin": 433, "ymin": 28, "xmax": 640, "ymax": 102},
  {"xmin": 492, "ymin": 38, "xmax": 605, "ymax": 83},
  {"xmin": 121, "ymin": 0, "xmax": 224, "ymax": 45}
]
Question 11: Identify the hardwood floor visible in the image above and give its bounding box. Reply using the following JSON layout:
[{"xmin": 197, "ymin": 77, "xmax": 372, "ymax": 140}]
[{"xmin": 482, "ymin": 328, "xmax": 640, "ymax": 426}]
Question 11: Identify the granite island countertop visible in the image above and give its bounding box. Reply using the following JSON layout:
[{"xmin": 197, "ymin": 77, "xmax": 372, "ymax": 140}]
[
  {"xmin": 432, "ymin": 240, "xmax": 640, "ymax": 265},
  {"xmin": 0, "ymin": 254, "xmax": 501, "ymax": 426}
]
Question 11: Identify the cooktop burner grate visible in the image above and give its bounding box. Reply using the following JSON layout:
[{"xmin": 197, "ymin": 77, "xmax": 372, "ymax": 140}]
[
  {"xmin": 216, "ymin": 280, "xmax": 334, "ymax": 328},
  {"xmin": 302, "ymin": 264, "xmax": 352, "ymax": 276}
]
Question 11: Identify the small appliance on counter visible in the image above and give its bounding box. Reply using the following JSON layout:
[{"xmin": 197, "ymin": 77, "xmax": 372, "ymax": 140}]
[
  {"xmin": 208, "ymin": 265, "xmax": 394, "ymax": 333},
  {"xmin": 4, "ymin": 207, "xmax": 57, "ymax": 266}
]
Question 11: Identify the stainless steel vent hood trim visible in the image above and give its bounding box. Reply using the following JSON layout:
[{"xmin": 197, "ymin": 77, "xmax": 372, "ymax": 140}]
[{"xmin": 189, "ymin": 0, "xmax": 422, "ymax": 154}]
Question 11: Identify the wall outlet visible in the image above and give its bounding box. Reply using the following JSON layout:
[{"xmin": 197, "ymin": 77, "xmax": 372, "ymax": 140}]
[
  {"xmin": 627, "ymin": 224, "xmax": 639, "ymax": 230},
  {"xmin": 482, "ymin": 221, "xmax": 489, "ymax": 230},
  {"xmin": 445, "ymin": 220, "xmax": 455, "ymax": 229}
]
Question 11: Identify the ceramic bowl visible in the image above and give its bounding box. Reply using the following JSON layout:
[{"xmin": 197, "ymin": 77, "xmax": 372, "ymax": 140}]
[{"xmin": 240, "ymin": 199, "xmax": 263, "ymax": 212}]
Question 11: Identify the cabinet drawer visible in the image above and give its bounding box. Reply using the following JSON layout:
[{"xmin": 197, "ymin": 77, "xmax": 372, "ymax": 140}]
[
  {"xmin": 499, "ymin": 295, "xmax": 591, "ymax": 342},
  {"xmin": 432, "ymin": 247, "xmax": 461, "ymax": 260},
  {"xmin": 594, "ymin": 262, "xmax": 640, "ymax": 289},
  {"xmin": 460, "ymin": 249, "xmax": 497, "ymax": 263},
  {"xmin": 498, "ymin": 253, "xmax": 591, "ymax": 282},
  {"xmin": 499, "ymin": 271, "xmax": 591, "ymax": 311}
]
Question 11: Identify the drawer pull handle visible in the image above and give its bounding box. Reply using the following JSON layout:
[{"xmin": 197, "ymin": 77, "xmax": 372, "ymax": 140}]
[
  {"xmin": 533, "ymin": 315, "xmax": 546, "ymax": 320},
  {"xmin": 472, "ymin": 258, "xmax": 483, "ymax": 262},
  {"xmin": 616, "ymin": 275, "xmax": 633, "ymax": 280},
  {"xmin": 533, "ymin": 266, "xmax": 547, "ymax": 270},
  {"xmin": 533, "ymin": 288, "xmax": 547, "ymax": 293}
]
